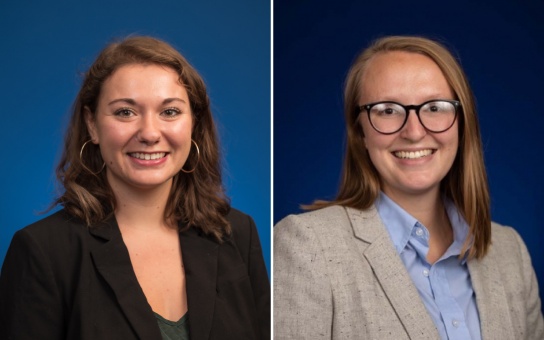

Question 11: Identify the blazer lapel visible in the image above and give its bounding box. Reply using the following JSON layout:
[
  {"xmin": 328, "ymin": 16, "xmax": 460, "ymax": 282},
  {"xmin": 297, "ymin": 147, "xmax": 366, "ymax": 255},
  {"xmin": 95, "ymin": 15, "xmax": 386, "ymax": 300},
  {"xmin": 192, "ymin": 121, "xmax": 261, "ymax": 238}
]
[
  {"xmin": 346, "ymin": 207, "xmax": 439, "ymax": 339},
  {"xmin": 468, "ymin": 252, "xmax": 515, "ymax": 339},
  {"xmin": 179, "ymin": 227, "xmax": 219, "ymax": 340},
  {"xmin": 89, "ymin": 217, "xmax": 161, "ymax": 340}
]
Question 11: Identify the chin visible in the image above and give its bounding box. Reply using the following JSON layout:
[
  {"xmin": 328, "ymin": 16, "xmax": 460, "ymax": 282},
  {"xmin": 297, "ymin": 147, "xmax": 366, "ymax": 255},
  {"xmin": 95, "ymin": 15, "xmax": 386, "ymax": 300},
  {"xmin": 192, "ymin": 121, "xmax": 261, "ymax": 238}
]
[
  {"xmin": 402, "ymin": 182, "xmax": 441, "ymax": 196},
  {"xmin": 126, "ymin": 177, "xmax": 175, "ymax": 189},
  {"xmin": 385, "ymin": 179, "xmax": 441, "ymax": 197}
]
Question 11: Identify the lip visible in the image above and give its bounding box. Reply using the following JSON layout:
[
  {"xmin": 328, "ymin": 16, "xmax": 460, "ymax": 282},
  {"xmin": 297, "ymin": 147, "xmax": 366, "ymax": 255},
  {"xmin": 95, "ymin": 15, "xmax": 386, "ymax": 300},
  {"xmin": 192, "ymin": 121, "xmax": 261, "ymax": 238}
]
[
  {"xmin": 391, "ymin": 147, "xmax": 436, "ymax": 152},
  {"xmin": 127, "ymin": 152, "xmax": 169, "ymax": 166}
]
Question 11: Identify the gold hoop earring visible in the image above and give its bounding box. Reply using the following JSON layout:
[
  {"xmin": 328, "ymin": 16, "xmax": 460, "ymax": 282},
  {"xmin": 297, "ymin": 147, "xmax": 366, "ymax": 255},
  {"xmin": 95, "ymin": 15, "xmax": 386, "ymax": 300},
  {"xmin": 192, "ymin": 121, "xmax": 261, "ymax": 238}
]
[
  {"xmin": 181, "ymin": 139, "xmax": 200, "ymax": 174},
  {"xmin": 80, "ymin": 140, "xmax": 105, "ymax": 176}
]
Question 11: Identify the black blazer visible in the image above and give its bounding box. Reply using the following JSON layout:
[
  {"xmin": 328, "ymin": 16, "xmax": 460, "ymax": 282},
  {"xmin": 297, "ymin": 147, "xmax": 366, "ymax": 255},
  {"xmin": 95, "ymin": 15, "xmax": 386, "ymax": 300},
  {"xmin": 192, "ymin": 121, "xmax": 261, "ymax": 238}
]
[{"xmin": 0, "ymin": 208, "xmax": 270, "ymax": 339}]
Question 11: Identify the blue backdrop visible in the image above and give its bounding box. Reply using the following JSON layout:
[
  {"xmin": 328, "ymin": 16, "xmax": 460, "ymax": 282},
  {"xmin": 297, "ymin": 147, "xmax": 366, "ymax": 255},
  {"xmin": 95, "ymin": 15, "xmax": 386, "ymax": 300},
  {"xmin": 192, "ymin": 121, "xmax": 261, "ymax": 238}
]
[
  {"xmin": 274, "ymin": 0, "xmax": 543, "ymax": 311},
  {"xmin": 0, "ymin": 0, "xmax": 271, "ymax": 275}
]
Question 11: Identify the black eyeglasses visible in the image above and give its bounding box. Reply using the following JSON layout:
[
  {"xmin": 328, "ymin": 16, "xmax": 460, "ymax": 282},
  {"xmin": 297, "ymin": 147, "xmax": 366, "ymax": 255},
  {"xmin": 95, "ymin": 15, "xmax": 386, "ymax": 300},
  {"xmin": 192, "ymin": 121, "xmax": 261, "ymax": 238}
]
[{"xmin": 357, "ymin": 99, "xmax": 460, "ymax": 134}]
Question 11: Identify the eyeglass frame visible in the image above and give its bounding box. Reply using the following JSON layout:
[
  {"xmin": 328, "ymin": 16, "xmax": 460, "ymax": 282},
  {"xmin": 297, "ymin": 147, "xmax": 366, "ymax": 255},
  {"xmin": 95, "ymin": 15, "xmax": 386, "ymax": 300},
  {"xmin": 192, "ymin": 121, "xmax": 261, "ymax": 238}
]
[{"xmin": 357, "ymin": 99, "xmax": 461, "ymax": 135}]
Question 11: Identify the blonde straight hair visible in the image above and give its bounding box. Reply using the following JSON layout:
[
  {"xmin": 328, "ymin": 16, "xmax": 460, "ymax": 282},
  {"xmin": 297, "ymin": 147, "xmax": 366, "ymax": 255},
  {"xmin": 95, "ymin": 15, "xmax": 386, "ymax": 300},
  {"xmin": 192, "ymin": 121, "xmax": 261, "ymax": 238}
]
[{"xmin": 308, "ymin": 36, "xmax": 491, "ymax": 259}]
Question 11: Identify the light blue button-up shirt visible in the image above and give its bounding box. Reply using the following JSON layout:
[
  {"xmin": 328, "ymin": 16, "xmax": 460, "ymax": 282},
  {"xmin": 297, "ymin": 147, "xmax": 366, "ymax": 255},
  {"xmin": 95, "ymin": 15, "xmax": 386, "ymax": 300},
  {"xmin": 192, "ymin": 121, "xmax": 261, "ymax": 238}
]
[{"xmin": 375, "ymin": 192, "xmax": 481, "ymax": 340}]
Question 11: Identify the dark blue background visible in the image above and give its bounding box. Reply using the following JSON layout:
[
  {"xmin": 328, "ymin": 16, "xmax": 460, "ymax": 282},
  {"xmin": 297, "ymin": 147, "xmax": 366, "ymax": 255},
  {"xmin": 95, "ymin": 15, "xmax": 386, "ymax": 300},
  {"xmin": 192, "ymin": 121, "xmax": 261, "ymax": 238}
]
[
  {"xmin": 274, "ymin": 0, "xmax": 543, "ymax": 311},
  {"xmin": 0, "ymin": 0, "xmax": 271, "ymax": 274}
]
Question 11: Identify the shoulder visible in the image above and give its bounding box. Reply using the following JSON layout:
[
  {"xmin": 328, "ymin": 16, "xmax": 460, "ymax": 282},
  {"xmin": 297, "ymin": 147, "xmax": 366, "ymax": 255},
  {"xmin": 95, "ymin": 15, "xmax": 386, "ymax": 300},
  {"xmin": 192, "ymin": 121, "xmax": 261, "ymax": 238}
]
[
  {"xmin": 12, "ymin": 209, "xmax": 87, "ymax": 246},
  {"xmin": 483, "ymin": 222, "xmax": 544, "ymax": 337},
  {"xmin": 2, "ymin": 210, "xmax": 98, "ymax": 293},
  {"xmin": 7, "ymin": 209, "xmax": 102, "ymax": 268},
  {"xmin": 274, "ymin": 205, "xmax": 363, "ymax": 254},
  {"xmin": 484, "ymin": 221, "xmax": 534, "ymax": 274},
  {"xmin": 21, "ymin": 209, "xmax": 84, "ymax": 230},
  {"xmin": 274, "ymin": 205, "xmax": 377, "ymax": 242},
  {"xmin": 275, "ymin": 205, "xmax": 350, "ymax": 231},
  {"xmin": 489, "ymin": 221, "xmax": 528, "ymax": 256},
  {"xmin": 226, "ymin": 207, "xmax": 258, "ymax": 242},
  {"xmin": 226, "ymin": 207, "xmax": 255, "ymax": 231},
  {"xmin": 225, "ymin": 207, "xmax": 260, "ymax": 253}
]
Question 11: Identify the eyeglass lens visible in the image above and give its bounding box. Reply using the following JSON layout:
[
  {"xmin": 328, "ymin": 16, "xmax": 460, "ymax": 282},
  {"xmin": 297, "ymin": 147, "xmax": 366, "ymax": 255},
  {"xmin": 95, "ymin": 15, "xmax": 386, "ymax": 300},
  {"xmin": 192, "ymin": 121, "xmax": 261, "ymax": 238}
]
[{"xmin": 369, "ymin": 101, "xmax": 456, "ymax": 133}]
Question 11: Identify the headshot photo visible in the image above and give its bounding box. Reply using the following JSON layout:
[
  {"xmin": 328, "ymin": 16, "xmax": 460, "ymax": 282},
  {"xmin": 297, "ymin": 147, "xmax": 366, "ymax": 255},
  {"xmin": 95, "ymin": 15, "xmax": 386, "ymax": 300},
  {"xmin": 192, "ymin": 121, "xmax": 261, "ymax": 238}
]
[
  {"xmin": 2, "ymin": 0, "xmax": 544, "ymax": 339},
  {"xmin": 0, "ymin": 1, "xmax": 270, "ymax": 339},
  {"xmin": 274, "ymin": 0, "xmax": 543, "ymax": 339}
]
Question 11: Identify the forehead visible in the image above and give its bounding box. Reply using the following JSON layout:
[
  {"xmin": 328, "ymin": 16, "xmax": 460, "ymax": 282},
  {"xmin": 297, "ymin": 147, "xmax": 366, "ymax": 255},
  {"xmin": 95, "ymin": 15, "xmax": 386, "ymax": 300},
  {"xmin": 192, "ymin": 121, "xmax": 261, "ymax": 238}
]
[
  {"xmin": 359, "ymin": 51, "xmax": 453, "ymax": 102},
  {"xmin": 362, "ymin": 51, "xmax": 441, "ymax": 77},
  {"xmin": 100, "ymin": 63, "xmax": 188, "ymax": 99},
  {"xmin": 105, "ymin": 63, "xmax": 180, "ymax": 84}
]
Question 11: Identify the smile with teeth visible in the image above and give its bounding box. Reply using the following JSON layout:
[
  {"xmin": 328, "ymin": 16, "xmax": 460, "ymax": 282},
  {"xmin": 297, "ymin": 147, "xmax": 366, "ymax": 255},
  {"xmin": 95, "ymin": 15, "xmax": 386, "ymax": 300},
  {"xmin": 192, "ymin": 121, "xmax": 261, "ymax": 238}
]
[
  {"xmin": 129, "ymin": 152, "xmax": 167, "ymax": 160},
  {"xmin": 393, "ymin": 149, "xmax": 434, "ymax": 159}
]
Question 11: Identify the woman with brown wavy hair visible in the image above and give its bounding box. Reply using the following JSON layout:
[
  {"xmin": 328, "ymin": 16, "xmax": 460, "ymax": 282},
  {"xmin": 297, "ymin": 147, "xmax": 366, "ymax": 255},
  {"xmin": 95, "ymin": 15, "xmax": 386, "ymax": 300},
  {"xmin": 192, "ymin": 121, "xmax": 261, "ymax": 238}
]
[
  {"xmin": 274, "ymin": 36, "xmax": 542, "ymax": 339},
  {"xmin": 0, "ymin": 36, "xmax": 269, "ymax": 339}
]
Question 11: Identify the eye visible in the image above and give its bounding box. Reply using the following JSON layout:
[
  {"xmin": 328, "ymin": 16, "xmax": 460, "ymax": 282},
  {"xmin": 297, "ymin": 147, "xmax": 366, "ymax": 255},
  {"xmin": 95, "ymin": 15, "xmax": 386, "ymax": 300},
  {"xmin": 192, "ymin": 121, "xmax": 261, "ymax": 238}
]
[
  {"xmin": 371, "ymin": 103, "xmax": 404, "ymax": 117},
  {"xmin": 161, "ymin": 107, "xmax": 182, "ymax": 118},
  {"xmin": 422, "ymin": 101, "xmax": 453, "ymax": 114},
  {"xmin": 384, "ymin": 108, "xmax": 395, "ymax": 115},
  {"xmin": 114, "ymin": 108, "xmax": 135, "ymax": 118}
]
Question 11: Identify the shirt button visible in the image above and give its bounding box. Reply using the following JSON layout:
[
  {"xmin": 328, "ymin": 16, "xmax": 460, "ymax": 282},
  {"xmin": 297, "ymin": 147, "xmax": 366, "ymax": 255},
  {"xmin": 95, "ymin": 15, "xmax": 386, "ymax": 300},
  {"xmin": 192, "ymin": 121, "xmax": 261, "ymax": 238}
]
[
  {"xmin": 452, "ymin": 319, "xmax": 460, "ymax": 328},
  {"xmin": 422, "ymin": 269, "xmax": 429, "ymax": 277},
  {"xmin": 415, "ymin": 228, "xmax": 424, "ymax": 236}
]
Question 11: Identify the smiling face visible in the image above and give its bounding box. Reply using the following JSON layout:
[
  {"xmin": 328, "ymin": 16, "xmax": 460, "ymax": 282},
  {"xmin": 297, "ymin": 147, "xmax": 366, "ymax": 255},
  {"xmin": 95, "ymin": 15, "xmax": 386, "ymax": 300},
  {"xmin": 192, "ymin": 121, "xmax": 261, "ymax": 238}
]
[
  {"xmin": 358, "ymin": 51, "xmax": 459, "ymax": 201},
  {"xmin": 85, "ymin": 63, "xmax": 193, "ymax": 194}
]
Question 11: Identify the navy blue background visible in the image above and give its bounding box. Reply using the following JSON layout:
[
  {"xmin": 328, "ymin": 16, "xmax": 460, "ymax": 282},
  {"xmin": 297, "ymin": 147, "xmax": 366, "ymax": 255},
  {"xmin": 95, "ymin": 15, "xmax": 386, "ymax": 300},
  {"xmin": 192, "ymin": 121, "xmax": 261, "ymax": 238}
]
[
  {"xmin": 274, "ymin": 1, "xmax": 543, "ymax": 311},
  {"xmin": 0, "ymin": 0, "xmax": 271, "ymax": 274}
]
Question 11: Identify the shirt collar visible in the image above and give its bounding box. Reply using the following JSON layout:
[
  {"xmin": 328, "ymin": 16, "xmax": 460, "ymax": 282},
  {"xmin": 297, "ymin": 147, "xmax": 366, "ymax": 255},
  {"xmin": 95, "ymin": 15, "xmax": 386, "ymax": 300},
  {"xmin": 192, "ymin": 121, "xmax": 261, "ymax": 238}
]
[
  {"xmin": 444, "ymin": 197, "xmax": 471, "ymax": 263},
  {"xmin": 375, "ymin": 192, "xmax": 471, "ymax": 263},
  {"xmin": 375, "ymin": 192, "xmax": 418, "ymax": 255}
]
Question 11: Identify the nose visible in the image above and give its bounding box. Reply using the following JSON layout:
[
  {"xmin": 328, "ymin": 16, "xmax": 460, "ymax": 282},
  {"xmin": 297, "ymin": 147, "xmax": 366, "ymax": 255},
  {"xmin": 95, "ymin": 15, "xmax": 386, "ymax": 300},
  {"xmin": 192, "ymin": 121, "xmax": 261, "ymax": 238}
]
[
  {"xmin": 137, "ymin": 114, "xmax": 161, "ymax": 145},
  {"xmin": 399, "ymin": 109, "xmax": 426, "ymax": 141}
]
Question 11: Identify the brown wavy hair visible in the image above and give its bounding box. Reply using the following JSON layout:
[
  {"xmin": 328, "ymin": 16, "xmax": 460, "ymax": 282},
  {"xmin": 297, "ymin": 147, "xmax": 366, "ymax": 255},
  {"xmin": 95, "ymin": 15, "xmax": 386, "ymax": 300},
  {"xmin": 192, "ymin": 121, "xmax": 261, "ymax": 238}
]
[
  {"xmin": 55, "ymin": 36, "xmax": 231, "ymax": 240},
  {"xmin": 308, "ymin": 36, "xmax": 491, "ymax": 259}
]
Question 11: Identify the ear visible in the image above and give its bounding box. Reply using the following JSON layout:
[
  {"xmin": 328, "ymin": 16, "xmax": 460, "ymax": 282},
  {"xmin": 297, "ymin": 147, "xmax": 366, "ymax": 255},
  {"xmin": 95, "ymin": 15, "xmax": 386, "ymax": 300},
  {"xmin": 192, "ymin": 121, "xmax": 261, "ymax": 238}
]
[{"xmin": 84, "ymin": 107, "xmax": 99, "ymax": 144}]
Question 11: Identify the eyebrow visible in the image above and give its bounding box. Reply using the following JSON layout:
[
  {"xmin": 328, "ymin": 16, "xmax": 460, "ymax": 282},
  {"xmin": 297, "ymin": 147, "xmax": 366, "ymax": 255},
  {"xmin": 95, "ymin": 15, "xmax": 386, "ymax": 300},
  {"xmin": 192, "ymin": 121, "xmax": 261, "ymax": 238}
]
[{"xmin": 107, "ymin": 97, "xmax": 187, "ymax": 106}]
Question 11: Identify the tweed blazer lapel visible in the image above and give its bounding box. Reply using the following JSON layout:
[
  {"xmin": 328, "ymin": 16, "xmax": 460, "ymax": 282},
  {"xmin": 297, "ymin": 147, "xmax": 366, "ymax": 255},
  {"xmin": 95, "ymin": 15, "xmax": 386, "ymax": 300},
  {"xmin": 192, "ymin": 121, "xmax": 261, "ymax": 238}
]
[
  {"xmin": 345, "ymin": 206, "xmax": 440, "ymax": 339},
  {"xmin": 468, "ymin": 253, "xmax": 515, "ymax": 339},
  {"xmin": 89, "ymin": 217, "xmax": 162, "ymax": 340}
]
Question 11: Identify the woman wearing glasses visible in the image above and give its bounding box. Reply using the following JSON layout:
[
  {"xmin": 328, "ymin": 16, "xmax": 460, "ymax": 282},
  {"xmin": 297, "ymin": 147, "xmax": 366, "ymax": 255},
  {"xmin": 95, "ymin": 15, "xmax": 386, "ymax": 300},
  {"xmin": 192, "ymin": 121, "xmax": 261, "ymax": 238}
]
[{"xmin": 274, "ymin": 36, "xmax": 543, "ymax": 339}]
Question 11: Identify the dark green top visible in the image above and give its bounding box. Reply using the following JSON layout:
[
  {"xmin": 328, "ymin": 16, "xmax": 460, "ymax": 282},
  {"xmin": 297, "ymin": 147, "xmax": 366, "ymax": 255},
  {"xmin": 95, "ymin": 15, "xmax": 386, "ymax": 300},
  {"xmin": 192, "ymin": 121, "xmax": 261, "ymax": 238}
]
[{"xmin": 154, "ymin": 312, "xmax": 190, "ymax": 340}]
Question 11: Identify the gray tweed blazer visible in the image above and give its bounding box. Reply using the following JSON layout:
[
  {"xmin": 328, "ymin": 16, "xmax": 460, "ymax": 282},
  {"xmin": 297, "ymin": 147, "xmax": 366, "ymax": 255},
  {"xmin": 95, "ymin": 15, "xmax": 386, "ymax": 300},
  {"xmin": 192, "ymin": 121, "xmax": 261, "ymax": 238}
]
[{"xmin": 273, "ymin": 205, "xmax": 543, "ymax": 339}]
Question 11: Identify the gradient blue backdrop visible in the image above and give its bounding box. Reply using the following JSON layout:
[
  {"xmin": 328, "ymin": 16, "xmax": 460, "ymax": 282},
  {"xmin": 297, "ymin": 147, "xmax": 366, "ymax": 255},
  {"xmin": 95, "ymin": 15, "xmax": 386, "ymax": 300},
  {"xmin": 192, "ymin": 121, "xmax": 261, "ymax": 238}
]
[
  {"xmin": 0, "ymin": 0, "xmax": 271, "ymax": 275},
  {"xmin": 274, "ymin": 0, "xmax": 543, "ymax": 312}
]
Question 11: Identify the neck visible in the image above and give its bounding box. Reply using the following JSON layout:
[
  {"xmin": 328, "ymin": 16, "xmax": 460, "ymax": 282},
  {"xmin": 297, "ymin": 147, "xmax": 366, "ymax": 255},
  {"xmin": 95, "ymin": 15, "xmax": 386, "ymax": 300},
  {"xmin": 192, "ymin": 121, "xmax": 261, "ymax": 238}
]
[
  {"xmin": 383, "ymin": 186, "xmax": 448, "ymax": 234},
  {"xmin": 109, "ymin": 178, "xmax": 174, "ymax": 232},
  {"xmin": 383, "ymin": 186, "xmax": 453, "ymax": 264}
]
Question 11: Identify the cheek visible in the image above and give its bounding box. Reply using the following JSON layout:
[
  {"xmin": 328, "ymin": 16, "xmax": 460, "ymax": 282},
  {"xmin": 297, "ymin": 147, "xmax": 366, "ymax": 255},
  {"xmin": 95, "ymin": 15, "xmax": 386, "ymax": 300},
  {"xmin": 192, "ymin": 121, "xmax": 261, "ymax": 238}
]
[
  {"xmin": 361, "ymin": 121, "xmax": 383, "ymax": 158},
  {"xmin": 364, "ymin": 137, "xmax": 393, "ymax": 177},
  {"xmin": 438, "ymin": 125, "xmax": 459, "ymax": 155},
  {"xmin": 98, "ymin": 124, "xmax": 132, "ymax": 148},
  {"xmin": 449, "ymin": 135, "xmax": 459, "ymax": 152},
  {"xmin": 364, "ymin": 130, "xmax": 391, "ymax": 155},
  {"xmin": 94, "ymin": 123, "xmax": 134, "ymax": 166},
  {"xmin": 360, "ymin": 118, "xmax": 388, "ymax": 149},
  {"xmin": 166, "ymin": 118, "xmax": 193, "ymax": 146}
]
